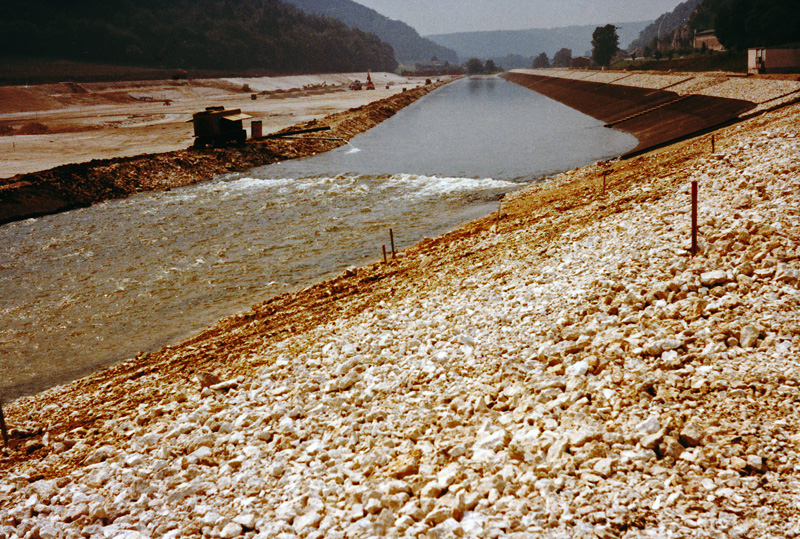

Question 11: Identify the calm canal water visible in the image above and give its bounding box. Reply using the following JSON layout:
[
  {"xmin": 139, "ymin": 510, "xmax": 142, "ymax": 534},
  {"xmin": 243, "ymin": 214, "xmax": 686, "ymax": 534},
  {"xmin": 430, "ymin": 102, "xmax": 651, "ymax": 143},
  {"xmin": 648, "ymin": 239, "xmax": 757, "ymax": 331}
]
[{"xmin": 0, "ymin": 76, "xmax": 636, "ymax": 399}]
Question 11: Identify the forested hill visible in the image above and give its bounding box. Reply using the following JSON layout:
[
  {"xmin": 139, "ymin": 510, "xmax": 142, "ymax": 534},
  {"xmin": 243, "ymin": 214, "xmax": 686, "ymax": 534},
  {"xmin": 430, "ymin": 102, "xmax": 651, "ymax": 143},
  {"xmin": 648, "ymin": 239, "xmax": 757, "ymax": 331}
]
[
  {"xmin": 0, "ymin": 0, "xmax": 398, "ymax": 74},
  {"xmin": 282, "ymin": 0, "xmax": 459, "ymax": 64},
  {"xmin": 688, "ymin": 0, "xmax": 799, "ymax": 50},
  {"xmin": 628, "ymin": 0, "xmax": 705, "ymax": 52},
  {"xmin": 629, "ymin": 0, "xmax": 799, "ymax": 53}
]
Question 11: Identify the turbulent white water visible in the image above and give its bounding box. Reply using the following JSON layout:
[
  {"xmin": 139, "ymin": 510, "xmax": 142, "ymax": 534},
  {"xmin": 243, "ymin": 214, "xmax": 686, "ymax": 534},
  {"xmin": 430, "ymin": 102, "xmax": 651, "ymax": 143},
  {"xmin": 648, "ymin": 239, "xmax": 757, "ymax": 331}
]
[{"xmin": 0, "ymin": 76, "xmax": 636, "ymax": 399}]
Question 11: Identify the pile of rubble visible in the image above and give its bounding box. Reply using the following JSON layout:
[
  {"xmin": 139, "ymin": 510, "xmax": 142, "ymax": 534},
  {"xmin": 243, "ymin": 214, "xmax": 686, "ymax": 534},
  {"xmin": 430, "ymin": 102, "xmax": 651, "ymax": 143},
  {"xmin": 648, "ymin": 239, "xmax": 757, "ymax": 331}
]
[{"xmin": 1, "ymin": 102, "xmax": 799, "ymax": 538}]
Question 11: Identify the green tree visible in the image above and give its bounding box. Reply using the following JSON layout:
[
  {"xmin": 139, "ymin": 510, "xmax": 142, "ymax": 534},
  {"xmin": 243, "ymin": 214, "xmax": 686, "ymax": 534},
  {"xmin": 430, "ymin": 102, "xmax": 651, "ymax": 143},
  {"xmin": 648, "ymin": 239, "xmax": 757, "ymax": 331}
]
[
  {"xmin": 465, "ymin": 57, "xmax": 484, "ymax": 74},
  {"xmin": 591, "ymin": 24, "xmax": 619, "ymax": 67},
  {"xmin": 691, "ymin": 0, "xmax": 800, "ymax": 51},
  {"xmin": 552, "ymin": 48, "xmax": 572, "ymax": 67},
  {"xmin": 532, "ymin": 52, "xmax": 550, "ymax": 69},
  {"xmin": 714, "ymin": 0, "xmax": 749, "ymax": 50},
  {"xmin": 484, "ymin": 59, "xmax": 498, "ymax": 73}
]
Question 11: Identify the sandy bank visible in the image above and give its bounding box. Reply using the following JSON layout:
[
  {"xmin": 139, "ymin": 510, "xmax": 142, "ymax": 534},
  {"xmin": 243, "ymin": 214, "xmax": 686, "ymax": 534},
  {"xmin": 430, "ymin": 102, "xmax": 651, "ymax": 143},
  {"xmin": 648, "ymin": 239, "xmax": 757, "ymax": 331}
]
[
  {"xmin": 0, "ymin": 73, "xmax": 418, "ymax": 177},
  {"xmin": 1, "ymin": 90, "xmax": 799, "ymax": 536},
  {"xmin": 0, "ymin": 77, "xmax": 446, "ymax": 225}
]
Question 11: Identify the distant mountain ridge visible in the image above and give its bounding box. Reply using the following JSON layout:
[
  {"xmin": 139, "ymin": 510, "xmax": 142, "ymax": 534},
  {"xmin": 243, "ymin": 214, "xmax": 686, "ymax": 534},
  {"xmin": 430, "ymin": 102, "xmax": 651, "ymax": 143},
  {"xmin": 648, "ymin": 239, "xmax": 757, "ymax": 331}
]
[
  {"xmin": 283, "ymin": 0, "xmax": 459, "ymax": 64},
  {"xmin": 426, "ymin": 21, "xmax": 651, "ymax": 62}
]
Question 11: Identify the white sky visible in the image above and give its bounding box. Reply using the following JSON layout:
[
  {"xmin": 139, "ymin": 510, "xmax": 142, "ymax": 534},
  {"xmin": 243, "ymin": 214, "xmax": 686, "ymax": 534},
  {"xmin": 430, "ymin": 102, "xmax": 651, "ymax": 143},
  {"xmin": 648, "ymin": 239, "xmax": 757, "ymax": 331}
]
[{"xmin": 354, "ymin": 0, "xmax": 685, "ymax": 35}]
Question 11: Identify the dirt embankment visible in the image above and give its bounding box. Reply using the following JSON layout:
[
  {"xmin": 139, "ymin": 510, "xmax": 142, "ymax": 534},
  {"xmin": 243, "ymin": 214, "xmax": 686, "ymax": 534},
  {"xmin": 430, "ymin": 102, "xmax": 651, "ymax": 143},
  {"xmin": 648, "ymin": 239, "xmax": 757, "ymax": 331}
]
[{"xmin": 0, "ymin": 83, "xmax": 443, "ymax": 225}]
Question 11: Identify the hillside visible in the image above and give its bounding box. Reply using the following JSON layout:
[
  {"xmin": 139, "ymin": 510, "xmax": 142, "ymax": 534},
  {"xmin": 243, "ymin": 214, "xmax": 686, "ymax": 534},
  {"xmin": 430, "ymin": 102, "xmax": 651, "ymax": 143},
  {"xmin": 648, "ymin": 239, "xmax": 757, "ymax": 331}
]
[
  {"xmin": 283, "ymin": 0, "xmax": 459, "ymax": 65},
  {"xmin": 628, "ymin": 0, "xmax": 705, "ymax": 52},
  {"xmin": 630, "ymin": 0, "xmax": 800, "ymax": 54},
  {"xmin": 689, "ymin": 0, "xmax": 800, "ymax": 50},
  {"xmin": 426, "ymin": 21, "xmax": 650, "ymax": 63},
  {"xmin": 0, "ymin": 0, "xmax": 397, "ymax": 74}
]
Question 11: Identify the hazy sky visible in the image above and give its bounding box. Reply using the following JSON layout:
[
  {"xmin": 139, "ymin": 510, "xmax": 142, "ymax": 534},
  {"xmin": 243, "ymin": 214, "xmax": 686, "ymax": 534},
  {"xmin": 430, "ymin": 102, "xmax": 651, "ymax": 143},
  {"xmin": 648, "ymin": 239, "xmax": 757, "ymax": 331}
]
[{"xmin": 354, "ymin": 0, "xmax": 684, "ymax": 35}]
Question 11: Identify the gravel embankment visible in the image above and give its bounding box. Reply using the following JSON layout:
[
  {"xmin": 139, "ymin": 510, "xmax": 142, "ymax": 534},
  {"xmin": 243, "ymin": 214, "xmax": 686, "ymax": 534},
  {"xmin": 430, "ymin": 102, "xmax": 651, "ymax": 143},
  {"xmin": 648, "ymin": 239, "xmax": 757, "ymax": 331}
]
[{"xmin": 1, "ymin": 97, "xmax": 799, "ymax": 539}]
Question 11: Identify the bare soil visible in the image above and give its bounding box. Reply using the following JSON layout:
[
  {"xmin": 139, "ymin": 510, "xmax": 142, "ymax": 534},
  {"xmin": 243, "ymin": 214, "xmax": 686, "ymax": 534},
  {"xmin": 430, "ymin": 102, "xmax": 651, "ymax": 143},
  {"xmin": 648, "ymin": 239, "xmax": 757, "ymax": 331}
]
[{"xmin": 0, "ymin": 75, "xmax": 443, "ymax": 224}]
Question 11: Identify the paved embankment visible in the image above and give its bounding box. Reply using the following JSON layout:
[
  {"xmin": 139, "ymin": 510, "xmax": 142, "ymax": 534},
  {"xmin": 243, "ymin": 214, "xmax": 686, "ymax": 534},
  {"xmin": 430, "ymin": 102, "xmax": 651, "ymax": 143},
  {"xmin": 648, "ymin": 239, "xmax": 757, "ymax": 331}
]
[
  {"xmin": 503, "ymin": 69, "xmax": 800, "ymax": 157},
  {"xmin": 1, "ymin": 89, "xmax": 799, "ymax": 537}
]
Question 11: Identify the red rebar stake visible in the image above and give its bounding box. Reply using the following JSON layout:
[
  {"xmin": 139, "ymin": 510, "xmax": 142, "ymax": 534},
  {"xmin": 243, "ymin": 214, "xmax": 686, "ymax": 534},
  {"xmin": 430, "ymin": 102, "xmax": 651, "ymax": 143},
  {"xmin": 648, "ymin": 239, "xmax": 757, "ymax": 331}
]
[
  {"xmin": 390, "ymin": 229, "xmax": 396, "ymax": 259},
  {"xmin": 382, "ymin": 245, "xmax": 387, "ymax": 264},
  {"xmin": 691, "ymin": 181, "xmax": 698, "ymax": 256}
]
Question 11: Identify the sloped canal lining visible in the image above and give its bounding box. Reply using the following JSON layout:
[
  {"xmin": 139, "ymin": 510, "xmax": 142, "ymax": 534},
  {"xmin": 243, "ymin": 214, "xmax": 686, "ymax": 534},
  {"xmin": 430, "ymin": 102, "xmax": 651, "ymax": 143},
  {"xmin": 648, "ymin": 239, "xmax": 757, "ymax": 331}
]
[
  {"xmin": 502, "ymin": 71, "xmax": 757, "ymax": 157},
  {"xmin": 0, "ymin": 76, "xmax": 637, "ymax": 400}
]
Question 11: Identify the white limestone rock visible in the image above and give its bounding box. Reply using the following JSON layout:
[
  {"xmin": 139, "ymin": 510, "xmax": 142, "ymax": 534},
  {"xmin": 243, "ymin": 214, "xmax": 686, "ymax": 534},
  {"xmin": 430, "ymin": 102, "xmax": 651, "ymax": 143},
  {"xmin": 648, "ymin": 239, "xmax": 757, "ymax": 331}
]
[
  {"xmin": 700, "ymin": 270, "xmax": 728, "ymax": 287},
  {"xmin": 636, "ymin": 416, "xmax": 661, "ymax": 436},
  {"xmin": 219, "ymin": 522, "xmax": 243, "ymax": 538}
]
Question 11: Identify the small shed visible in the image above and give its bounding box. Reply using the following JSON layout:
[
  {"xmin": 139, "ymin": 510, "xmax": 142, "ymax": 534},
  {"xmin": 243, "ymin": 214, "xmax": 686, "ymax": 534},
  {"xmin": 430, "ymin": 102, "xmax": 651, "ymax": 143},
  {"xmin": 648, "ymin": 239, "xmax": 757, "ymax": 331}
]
[{"xmin": 748, "ymin": 47, "xmax": 800, "ymax": 74}]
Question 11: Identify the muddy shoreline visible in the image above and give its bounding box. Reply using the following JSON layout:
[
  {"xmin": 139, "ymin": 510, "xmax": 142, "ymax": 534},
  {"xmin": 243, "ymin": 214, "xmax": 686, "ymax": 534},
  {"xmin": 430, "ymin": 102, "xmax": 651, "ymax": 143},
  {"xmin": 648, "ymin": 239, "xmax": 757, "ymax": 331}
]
[{"xmin": 0, "ymin": 83, "xmax": 445, "ymax": 225}]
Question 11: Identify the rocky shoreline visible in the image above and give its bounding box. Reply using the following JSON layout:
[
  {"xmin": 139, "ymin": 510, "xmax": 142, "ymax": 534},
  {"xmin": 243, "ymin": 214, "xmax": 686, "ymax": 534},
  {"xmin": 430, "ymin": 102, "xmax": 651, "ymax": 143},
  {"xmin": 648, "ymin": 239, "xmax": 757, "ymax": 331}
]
[
  {"xmin": 0, "ymin": 82, "xmax": 443, "ymax": 225},
  {"xmin": 2, "ymin": 89, "xmax": 800, "ymax": 537}
]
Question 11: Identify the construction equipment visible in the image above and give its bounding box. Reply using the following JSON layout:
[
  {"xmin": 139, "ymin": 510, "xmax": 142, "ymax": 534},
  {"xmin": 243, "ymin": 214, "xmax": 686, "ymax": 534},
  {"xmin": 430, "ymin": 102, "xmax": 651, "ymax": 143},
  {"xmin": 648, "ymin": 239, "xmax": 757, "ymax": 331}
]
[{"xmin": 191, "ymin": 106, "xmax": 251, "ymax": 148}]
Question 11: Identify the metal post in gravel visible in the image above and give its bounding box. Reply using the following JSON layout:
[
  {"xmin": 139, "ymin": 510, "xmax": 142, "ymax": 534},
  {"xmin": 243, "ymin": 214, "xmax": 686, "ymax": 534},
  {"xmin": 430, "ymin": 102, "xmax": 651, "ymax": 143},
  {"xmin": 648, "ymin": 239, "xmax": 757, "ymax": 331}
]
[
  {"xmin": 390, "ymin": 229, "xmax": 396, "ymax": 260},
  {"xmin": 712, "ymin": 134, "xmax": 715, "ymax": 154},
  {"xmin": 0, "ymin": 399, "xmax": 8, "ymax": 448},
  {"xmin": 691, "ymin": 181, "xmax": 699, "ymax": 256},
  {"xmin": 383, "ymin": 245, "xmax": 388, "ymax": 264}
]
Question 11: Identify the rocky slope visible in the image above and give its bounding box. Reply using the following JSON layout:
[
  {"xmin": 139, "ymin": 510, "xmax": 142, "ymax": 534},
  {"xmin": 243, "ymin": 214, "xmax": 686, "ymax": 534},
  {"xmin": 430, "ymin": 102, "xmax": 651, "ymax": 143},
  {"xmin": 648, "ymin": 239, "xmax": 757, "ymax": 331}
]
[{"xmin": 1, "ymin": 97, "xmax": 799, "ymax": 537}]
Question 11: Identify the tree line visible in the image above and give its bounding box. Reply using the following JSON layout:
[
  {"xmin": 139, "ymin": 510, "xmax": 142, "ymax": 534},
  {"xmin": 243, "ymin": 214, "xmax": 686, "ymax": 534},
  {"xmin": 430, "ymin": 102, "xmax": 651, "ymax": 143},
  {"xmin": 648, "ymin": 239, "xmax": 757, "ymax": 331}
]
[
  {"xmin": 531, "ymin": 48, "xmax": 574, "ymax": 68},
  {"xmin": 690, "ymin": 0, "xmax": 799, "ymax": 50},
  {"xmin": 0, "ymin": 0, "xmax": 398, "ymax": 73}
]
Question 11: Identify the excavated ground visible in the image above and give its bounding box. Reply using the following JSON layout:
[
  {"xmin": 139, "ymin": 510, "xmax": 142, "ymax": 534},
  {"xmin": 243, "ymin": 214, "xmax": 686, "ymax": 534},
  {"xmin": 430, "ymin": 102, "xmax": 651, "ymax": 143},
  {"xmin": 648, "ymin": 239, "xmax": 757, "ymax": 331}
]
[{"xmin": 0, "ymin": 82, "xmax": 443, "ymax": 225}]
